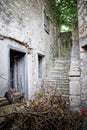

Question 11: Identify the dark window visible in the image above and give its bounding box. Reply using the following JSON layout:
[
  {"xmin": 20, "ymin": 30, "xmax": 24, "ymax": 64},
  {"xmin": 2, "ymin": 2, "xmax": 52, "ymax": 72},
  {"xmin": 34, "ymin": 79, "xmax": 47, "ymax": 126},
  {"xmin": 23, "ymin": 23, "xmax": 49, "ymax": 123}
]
[
  {"xmin": 44, "ymin": 9, "xmax": 50, "ymax": 34},
  {"xmin": 38, "ymin": 55, "xmax": 44, "ymax": 78}
]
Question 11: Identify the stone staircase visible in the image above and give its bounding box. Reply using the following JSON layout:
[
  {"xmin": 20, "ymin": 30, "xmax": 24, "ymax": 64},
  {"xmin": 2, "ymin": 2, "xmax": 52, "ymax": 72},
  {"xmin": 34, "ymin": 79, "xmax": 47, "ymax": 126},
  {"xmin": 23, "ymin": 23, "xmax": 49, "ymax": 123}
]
[{"xmin": 46, "ymin": 58, "xmax": 70, "ymax": 101}]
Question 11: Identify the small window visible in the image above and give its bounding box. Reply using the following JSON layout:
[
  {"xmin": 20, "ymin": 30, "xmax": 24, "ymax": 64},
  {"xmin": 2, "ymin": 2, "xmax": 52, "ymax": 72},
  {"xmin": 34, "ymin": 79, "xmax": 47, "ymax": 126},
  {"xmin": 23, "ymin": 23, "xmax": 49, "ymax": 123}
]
[
  {"xmin": 38, "ymin": 55, "xmax": 44, "ymax": 78},
  {"xmin": 44, "ymin": 8, "xmax": 50, "ymax": 34}
]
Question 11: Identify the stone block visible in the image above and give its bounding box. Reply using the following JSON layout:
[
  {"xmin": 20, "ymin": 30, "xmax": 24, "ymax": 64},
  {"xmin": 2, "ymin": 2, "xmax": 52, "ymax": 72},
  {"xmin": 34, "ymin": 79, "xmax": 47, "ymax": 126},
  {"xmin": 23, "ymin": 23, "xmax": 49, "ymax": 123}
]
[
  {"xmin": 70, "ymin": 78, "xmax": 80, "ymax": 95},
  {"xmin": 69, "ymin": 95, "xmax": 81, "ymax": 107}
]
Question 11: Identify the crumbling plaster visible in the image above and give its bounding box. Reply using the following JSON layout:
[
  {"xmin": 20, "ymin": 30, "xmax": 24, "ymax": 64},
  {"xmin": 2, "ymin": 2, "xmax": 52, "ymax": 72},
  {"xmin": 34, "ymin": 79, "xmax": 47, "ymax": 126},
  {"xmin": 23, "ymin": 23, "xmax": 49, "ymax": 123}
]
[{"xmin": 0, "ymin": 0, "xmax": 58, "ymax": 98}]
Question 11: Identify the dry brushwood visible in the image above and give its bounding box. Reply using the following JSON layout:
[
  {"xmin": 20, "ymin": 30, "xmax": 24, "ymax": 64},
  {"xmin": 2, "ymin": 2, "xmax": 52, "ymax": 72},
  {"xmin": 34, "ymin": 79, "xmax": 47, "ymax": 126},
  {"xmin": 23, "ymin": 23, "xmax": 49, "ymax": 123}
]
[{"xmin": 0, "ymin": 88, "xmax": 83, "ymax": 130}]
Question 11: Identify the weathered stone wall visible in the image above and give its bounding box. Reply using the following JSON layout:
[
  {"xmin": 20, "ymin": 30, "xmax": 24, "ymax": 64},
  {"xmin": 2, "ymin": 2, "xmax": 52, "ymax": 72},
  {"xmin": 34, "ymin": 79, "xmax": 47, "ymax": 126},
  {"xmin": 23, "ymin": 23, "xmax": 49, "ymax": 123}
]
[
  {"xmin": 59, "ymin": 32, "xmax": 72, "ymax": 59},
  {"xmin": 78, "ymin": 0, "xmax": 87, "ymax": 46},
  {"xmin": 78, "ymin": 0, "xmax": 87, "ymax": 109},
  {"xmin": 69, "ymin": 21, "xmax": 81, "ymax": 111},
  {"xmin": 0, "ymin": 0, "xmax": 58, "ymax": 98}
]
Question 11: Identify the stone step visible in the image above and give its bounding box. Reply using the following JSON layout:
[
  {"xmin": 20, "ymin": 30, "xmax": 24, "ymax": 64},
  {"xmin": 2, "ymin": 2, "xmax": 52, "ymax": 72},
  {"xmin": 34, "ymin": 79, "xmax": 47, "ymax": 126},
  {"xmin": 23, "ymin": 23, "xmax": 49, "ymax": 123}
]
[
  {"xmin": 54, "ymin": 61, "xmax": 69, "ymax": 63},
  {"xmin": 46, "ymin": 83, "xmax": 69, "ymax": 87},
  {"xmin": 55, "ymin": 59, "xmax": 70, "ymax": 62},
  {"xmin": 46, "ymin": 77, "xmax": 69, "ymax": 80},
  {"xmin": 53, "ymin": 66, "xmax": 70, "ymax": 70},
  {"xmin": 49, "ymin": 68, "xmax": 69, "ymax": 72},
  {"xmin": 47, "ymin": 74, "xmax": 69, "ymax": 78},
  {"xmin": 47, "ymin": 79, "xmax": 69, "ymax": 83},
  {"xmin": 46, "ymin": 79, "xmax": 69, "ymax": 82},
  {"xmin": 55, "ymin": 59, "xmax": 70, "ymax": 61},
  {"xmin": 47, "ymin": 78, "xmax": 69, "ymax": 80},
  {"xmin": 56, "ymin": 90, "xmax": 69, "ymax": 95},
  {"xmin": 56, "ymin": 87, "xmax": 69, "ymax": 91},
  {"xmin": 53, "ymin": 66, "xmax": 70, "ymax": 69},
  {"xmin": 48, "ymin": 66, "xmax": 66, "ymax": 72},
  {"xmin": 53, "ymin": 61, "xmax": 70, "ymax": 65},
  {"xmin": 48, "ymin": 72, "xmax": 69, "ymax": 75},
  {"xmin": 48, "ymin": 71, "xmax": 69, "ymax": 75},
  {"xmin": 52, "ymin": 63, "xmax": 68, "ymax": 66},
  {"xmin": 47, "ymin": 81, "xmax": 69, "ymax": 84},
  {"xmin": 54, "ymin": 63, "xmax": 70, "ymax": 66},
  {"xmin": 47, "ymin": 86, "xmax": 69, "ymax": 89},
  {"xmin": 54, "ymin": 67, "xmax": 69, "ymax": 70},
  {"xmin": 45, "ymin": 86, "xmax": 69, "ymax": 95},
  {"xmin": 46, "ymin": 82, "xmax": 69, "ymax": 85},
  {"xmin": 47, "ymin": 75, "xmax": 69, "ymax": 78},
  {"xmin": 51, "ymin": 70, "xmax": 69, "ymax": 73},
  {"xmin": 56, "ymin": 88, "xmax": 69, "ymax": 91},
  {"xmin": 46, "ymin": 86, "xmax": 69, "ymax": 91},
  {"xmin": 46, "ymin": 58, "xmax": 70, "ymax": 101},
  {"xmin": 48, "ymin": 73, "xmax": 69, "ymax": 76},
  {"xmin": 47, "ymin": 78, "xmax": 69, "ymax": 82},
  {"xmin": 54, "ymin": 63, "xmax": 70, "ymax": 67}
]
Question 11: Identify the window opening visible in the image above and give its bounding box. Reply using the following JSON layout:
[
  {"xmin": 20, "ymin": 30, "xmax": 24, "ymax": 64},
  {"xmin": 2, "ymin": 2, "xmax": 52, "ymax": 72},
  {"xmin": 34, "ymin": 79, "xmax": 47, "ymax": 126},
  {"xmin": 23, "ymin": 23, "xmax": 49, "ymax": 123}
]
[
  {"xmin": 38, "ymin": 55, "xmax": 44, "ymax": 78},
  {"xmin": 44, "ymin": 8, "xmax": 50, "ymax": 34}
]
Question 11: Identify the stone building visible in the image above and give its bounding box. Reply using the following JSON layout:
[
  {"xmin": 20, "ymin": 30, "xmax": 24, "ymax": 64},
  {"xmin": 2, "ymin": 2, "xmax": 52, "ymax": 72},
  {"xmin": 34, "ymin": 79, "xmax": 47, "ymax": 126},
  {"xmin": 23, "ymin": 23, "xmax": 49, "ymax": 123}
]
[
  {"xmin": 69, "ymin": 0, "xmax": 87, "ymax": 110},
  {"xmin": 78, "ymin": 0, "xmax": 87, "ymax": 109},
  {"xmin": 0, "ymin": 0, "xmax": 58, "ymax": 99},
  {"xmin": 0, "ymin": 0, "xmax": 73, "ymax": 102}
]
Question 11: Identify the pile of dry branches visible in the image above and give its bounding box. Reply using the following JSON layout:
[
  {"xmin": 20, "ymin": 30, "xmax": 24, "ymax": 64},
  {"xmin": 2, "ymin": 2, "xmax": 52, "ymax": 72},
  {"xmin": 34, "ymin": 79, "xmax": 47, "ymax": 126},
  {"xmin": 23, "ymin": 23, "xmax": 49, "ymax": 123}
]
[{"xmin": 0, "ymin": 88, "xmax": 83, "ymax": 130}]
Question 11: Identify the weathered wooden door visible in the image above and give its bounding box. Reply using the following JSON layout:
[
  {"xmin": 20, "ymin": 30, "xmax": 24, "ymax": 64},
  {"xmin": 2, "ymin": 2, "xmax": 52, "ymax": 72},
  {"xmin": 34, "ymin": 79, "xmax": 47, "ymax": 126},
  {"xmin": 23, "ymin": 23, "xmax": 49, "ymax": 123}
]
[
  {"xmin": 10, "ymin": 49, "xmax": 26, "ymax": 93},
  {"xmin": 13, "ymin": 55, "xmax": 25, "ymax": 92}
]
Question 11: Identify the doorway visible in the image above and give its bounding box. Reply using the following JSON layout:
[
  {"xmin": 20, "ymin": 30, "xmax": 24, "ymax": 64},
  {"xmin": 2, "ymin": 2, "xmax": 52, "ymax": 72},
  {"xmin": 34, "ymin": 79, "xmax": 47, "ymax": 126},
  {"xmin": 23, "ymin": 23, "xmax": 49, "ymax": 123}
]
[{"xmin": 10, "ymin": 49, "xmax": 26, "ymax": 94}]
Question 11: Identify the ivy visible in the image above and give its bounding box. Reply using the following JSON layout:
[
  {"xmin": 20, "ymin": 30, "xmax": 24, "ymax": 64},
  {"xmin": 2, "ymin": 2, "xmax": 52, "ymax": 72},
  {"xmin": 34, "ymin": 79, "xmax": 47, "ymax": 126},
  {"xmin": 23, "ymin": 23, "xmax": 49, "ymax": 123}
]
[{"xmin": 52, "ymin": 0, "xmax": 78, "ymax": 31}]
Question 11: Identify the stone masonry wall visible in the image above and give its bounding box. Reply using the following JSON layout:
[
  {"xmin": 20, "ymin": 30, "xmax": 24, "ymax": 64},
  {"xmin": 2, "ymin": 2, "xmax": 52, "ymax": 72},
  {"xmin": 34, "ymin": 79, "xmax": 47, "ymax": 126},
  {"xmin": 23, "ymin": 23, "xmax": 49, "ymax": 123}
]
[
  {"xmin": 59, "ymin": 32, "xmax": 72, "ymax": 59},
  {"xmin": 0, "ymin": 0, "xmax": 58, "ymax": 98},
  {"xmin": 69, "ymin": 21, "xmax": 81, "ymax": 111},
  {"xmin": 78, "ymin": 0, "xmax": 87, "ymax": 109}
]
